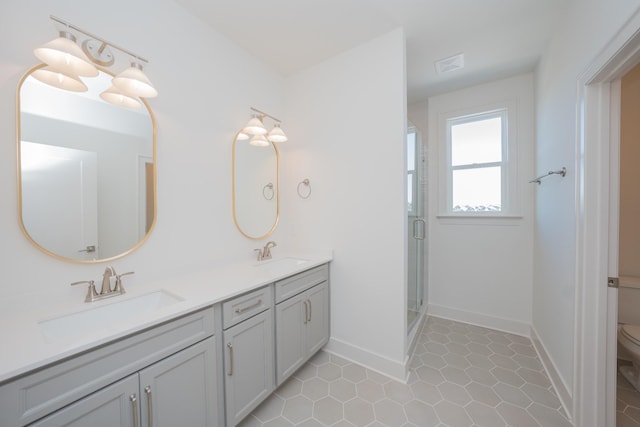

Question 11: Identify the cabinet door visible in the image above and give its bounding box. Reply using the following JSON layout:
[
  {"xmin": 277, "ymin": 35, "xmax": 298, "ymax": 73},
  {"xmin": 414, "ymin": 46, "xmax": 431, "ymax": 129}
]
[
  {"xmin": 29, "ymin": 374, "xmax": 139, "ymax": 427},
  {"xmin": 224, "ymin": 310, "xmax": 274, "ymax": 426},
  {"xmin": 139, "ymin": 336, "xmax": 218, "ymax": 427},
  {"xmin": 275, "ymin": 292, "xmax": 307, "ymax": 385},
  {"xmin": 306, "ymin": 282, "xmax": 330, "ymax": 356}
]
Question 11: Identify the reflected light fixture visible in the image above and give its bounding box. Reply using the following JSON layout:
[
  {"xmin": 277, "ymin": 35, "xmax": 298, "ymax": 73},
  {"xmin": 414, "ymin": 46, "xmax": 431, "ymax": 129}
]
[
  {"xmin": 239, "ymin": 107, "xmax": 288, "ymax": 146},
  {"xmin": 250, "ymin": 134, "xmax": 270, "ymax": 147},
  {"xmin": 100, "ymin": 86, "xmax": 142, "ymax": 109},
  {"xmin": 31, "ymin": 66, "xmax": 88, "ymax": 92},
  {"xmin": 32, "ymin": 15, "xmax": 158, "ymax": 108}
]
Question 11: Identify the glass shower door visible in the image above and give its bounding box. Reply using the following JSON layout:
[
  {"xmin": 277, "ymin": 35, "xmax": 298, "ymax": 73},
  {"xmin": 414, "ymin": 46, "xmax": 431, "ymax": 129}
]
[{"xmin": 407, "ymin": 127, "xmax": 424, "ymax": 331}]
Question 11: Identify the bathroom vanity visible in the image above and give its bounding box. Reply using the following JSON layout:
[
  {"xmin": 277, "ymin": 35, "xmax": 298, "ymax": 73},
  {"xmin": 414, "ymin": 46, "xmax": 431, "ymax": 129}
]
[{"xmin": 0, "ymin": 255, "xmax": 331, "ymax": 427}]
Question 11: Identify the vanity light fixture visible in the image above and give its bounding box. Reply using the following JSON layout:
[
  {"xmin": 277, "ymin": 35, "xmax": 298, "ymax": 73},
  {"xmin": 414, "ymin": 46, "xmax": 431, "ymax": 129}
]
[
  {"xmin": 242, "ymin": 114, "xmax": 268, "ymax": 135},
  {"xmin": 112, "ymin": 63, "xmax": 158, "ymax": 98},
  {"xmin": 32, "ymin": 15, "xmax": 158, "ymax": 107},
  {"xmin": 267, "ymin": 123, "xmax": 288, "ymax": 143},
  {"xmin": 33, "ymin": 31, "xmax": 98, "ymax": 78},
  {"xmin": 240, "ymin": 107, "xmax": 288, "ymax": 146}
]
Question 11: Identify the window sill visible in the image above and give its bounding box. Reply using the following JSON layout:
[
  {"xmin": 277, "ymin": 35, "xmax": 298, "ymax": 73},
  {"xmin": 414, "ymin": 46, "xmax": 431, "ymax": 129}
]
[{"xmin": 436, "ymin": 214, "xmax": 524, "ymax": 226}]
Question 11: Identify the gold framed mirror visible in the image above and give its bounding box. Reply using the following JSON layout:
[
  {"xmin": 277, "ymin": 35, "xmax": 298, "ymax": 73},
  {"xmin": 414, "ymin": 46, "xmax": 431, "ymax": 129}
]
[
  {"xmin": 17, "ymin": 64, "xmax": 156, "ymax": 263},
  {"xmin": 232, "ymin": 132, "xmax": 280, "ymax": 239}
]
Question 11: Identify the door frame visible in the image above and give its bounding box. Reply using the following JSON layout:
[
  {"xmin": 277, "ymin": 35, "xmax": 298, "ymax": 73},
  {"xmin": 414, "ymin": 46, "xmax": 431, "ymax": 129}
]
[{"xmin": 574, "ymin": 10, "xmax": 640, "ymax": 427}]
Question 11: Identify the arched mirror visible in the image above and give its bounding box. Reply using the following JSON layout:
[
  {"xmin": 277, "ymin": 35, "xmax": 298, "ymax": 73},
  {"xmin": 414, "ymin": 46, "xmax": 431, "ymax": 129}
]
[
  {"xmin": 17, "ymin": 65, "xmax": 156, "ymax": 262},
  {"xmin": 232, "ymin": 133, "xmax": 279, "ymax": 239}
]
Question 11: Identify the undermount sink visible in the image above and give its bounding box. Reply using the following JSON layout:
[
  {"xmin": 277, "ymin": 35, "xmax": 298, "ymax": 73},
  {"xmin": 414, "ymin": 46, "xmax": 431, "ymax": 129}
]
[
  {"xmin": 254, "ymin": 257, "xmax": 308, "ymax": 274},
  {"xmin": 39, "ymin": 290, "xmax": 183, "ymax": 342}
]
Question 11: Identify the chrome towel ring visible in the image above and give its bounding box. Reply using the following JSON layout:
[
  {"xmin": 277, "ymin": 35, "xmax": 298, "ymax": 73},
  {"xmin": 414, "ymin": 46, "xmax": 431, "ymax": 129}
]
[{"xmin": 297, "ymin": 179, "xmax": 311, "ymax": 199}]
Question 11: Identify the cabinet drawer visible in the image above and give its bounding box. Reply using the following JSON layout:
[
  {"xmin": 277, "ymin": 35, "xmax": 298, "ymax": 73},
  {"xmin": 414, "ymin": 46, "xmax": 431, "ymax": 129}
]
[
  {"xmin": 223, "ymin": 285, "xmax": 272, "ymax": 329},
  {"xmin": 0, "ymin": 307, "xmax": 215, "ymax": 427},
  {"xmin": 275, "ymin": 264, "xmax": 328, "ymax": 303}
]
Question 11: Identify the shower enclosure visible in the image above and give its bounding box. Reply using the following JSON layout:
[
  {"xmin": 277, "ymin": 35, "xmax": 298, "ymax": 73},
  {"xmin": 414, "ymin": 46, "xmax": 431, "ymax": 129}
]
[{"xmin": 407, "ymin": 126, "xmax": 425, "ymax": 332}]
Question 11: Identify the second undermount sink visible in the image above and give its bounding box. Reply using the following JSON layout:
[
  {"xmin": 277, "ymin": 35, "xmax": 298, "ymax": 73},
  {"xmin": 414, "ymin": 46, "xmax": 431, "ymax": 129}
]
[
  {"xmin": 39, "ymin": 290, "xmax": 183, "ymax": 342},
  {"xmin": 254, "ymin": 257, "xmax": 309, "ymax": 274}
]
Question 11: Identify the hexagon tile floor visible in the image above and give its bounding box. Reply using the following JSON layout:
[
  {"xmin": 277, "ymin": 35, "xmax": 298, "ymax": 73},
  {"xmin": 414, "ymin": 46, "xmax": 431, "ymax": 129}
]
[
  {"xmin": 238, "ymin": 316, "xmax": 573, "ymax": 427},
  {"xmin": 618, "ymin": 361, "xmax": 640, "ymax": 426}
]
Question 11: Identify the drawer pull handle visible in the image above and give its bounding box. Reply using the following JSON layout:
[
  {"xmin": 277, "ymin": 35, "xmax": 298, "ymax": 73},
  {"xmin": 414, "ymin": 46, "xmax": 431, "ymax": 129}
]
[
  {"xmin": 227, "ymin": 342, "xmax": 234, "ymax": 376},
  {"xmin": 130, "ymin": 394, "xmax": 140, "ymax": 427},
  {"xmin": 308, "ymin": 299, "xmax": 312, "ymax": 323},
  {"xmin": 235, "ymin": 299, "xmax": 262, "ymax": 314},
  {"xmin": 145, "ymin": 386, "xmax": 153, "ymax": 427}
]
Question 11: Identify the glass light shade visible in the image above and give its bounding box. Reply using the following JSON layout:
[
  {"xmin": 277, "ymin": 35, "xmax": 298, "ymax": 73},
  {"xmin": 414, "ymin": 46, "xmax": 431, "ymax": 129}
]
[
  {"xmin": 34, "ymin": 31, "xmax": 98, "ymax": 77},
  {"xmin": 100, "ymin": 86, "xmax": 142, "ymax": 109},
  {"xmin": 249, "ymin": 134, "xmax": 270, "ymax": 147},
  {"xmin": 242, "ymin": 115, "xmax": 267, "ymax": 135},
  {"xmin": 31, "ymin": 66, "xmax": 88, "ymax": 92},
  {"xmin": 267, "ymin": 123, "xmax": 288, "ymax": 142},
  {"xmin": 236, "ymin": 131, "xmax": 250, "ymax": 140},
  {"xmin": 112, "ymin": 63, "xmax": 158, "ymax": 98}
]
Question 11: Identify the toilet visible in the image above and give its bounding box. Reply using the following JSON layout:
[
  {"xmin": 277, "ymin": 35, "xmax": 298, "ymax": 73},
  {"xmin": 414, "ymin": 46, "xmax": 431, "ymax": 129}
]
[{"xmin": 618, "ymin": 323, "xmax": 640, "ymax": 390}]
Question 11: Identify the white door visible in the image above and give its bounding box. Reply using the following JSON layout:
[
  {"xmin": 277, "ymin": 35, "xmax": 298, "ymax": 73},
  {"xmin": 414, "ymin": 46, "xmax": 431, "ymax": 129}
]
[{"xmin": 20, "ymin": 141, "xmax": 99, "ymax": 260}]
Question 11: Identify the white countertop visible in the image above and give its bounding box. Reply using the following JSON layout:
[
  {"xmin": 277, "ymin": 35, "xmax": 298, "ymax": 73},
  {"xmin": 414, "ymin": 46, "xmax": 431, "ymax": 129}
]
[{"xmin": 0, "ymin": 250, "xmax": 332, "ymax": 384}]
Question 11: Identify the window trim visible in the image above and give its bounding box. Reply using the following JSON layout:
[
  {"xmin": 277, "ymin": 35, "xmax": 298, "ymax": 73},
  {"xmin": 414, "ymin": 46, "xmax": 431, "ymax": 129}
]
[{"xmin": 438, "ymin": 101, "xmax": 519, "ymax": 218}]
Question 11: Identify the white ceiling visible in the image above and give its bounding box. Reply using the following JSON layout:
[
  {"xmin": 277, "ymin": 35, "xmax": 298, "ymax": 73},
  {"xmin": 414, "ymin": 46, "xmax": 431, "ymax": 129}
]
[{"xmin": 175, "ymin": 0, "xmax": 570, "ymax": 103}]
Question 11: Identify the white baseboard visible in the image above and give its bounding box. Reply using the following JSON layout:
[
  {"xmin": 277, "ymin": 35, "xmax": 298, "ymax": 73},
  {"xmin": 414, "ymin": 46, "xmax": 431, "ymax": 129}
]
[
  {"xmin": 324, "ymin": 337, "xmax": 408, "ymax": 383},
  {"xmin": 427, "ymin": 303, "xmax": 530, "ymax": 337},
  {"xmin": 530, "ymin": 325, "xmax": 573, "ymax": 421}
]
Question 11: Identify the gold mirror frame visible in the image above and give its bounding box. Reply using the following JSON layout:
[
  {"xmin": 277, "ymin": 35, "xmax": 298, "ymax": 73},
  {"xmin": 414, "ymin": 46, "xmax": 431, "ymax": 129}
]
[
  {"xmin": 232, "ymin": 132, "xmax": 280, "ymax": 240},
  {"xmin": 16, "ymin": 64, "xmax": 157, "ymax": 263}
]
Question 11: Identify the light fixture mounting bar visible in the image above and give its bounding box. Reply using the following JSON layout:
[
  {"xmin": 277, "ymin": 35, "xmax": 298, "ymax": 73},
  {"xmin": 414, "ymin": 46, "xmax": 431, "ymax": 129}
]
[
  {"xmin": 250, "ymin": 107, "xmax": 281, "ymax": 123},
  {"xmin": 49, "ymin": 15, "xmax": 149, "ymax": 64}
]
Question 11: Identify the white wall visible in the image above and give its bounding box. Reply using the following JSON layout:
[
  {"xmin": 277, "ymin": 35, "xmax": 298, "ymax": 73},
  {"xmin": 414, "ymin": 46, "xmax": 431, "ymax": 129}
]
[
  {"xmin": 427, "ymin": 73, "xmax": 535, "ymax": 336},
  {"xmin": 0, "ymin": 0, "xmax": 285, "ymax": 298},
  {"xmin": 281, "ymin": 29, "xmax": 408, "ymax": 380},
  {"xmin": 534, "ymin": 0, "xmax": 640, "ymax": 404}
]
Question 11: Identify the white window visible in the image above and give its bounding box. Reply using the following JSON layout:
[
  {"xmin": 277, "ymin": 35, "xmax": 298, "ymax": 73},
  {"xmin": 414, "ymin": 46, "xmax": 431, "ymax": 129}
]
[{"xmin": 444, "ymin": 108, "xmax": 514, "ymax": 215}]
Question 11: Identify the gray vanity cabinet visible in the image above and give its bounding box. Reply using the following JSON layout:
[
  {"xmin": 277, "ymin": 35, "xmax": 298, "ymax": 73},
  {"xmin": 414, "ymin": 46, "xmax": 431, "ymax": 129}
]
[
  {"xmin": 275, "ymin": 265, "xmax": 329, "ymax": 385},
  {"xmin": 0, "ymin": 307, "xmax": 221, "ymax": 427},
  {"xmin": 29, "ymin": 374, "xmax": 139, "ymax": 427},
  {"xmin": 29, "ymin": 337, "xmax": 218, "ymax": 427},
  {"xmin": 138, "ymin": 336, "xmax": 218, "ymax": 427},
  {"xmin": 222, "ymin": 286, "xmax": 275, "ymax": 426}
]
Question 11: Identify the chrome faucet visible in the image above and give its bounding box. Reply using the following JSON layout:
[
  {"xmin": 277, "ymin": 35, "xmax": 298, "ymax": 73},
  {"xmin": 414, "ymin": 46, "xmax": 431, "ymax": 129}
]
[
  {"xmin": 255, "ymin": 241, "xmax": 277, "ymax": 261},
  {"xmin": 71, "ymin": 266, "xmax": 135, "ymax": 303}
]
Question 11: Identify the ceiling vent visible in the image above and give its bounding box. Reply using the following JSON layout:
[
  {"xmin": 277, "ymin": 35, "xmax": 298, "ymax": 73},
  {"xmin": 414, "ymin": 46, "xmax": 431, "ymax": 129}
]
[{"xmin": 435, "ymin": 53, "xmax": 465, "ymax": 74}]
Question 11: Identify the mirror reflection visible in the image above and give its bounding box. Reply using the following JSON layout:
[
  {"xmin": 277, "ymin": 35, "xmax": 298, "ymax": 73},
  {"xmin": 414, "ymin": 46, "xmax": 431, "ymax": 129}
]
[
  {"xmin": 18, "ymin": 66, "xmax": 156, "ymax": 262},
  {"xmin": 232, "ymin": 133, "xmax": 279, "ymax": 239}
]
